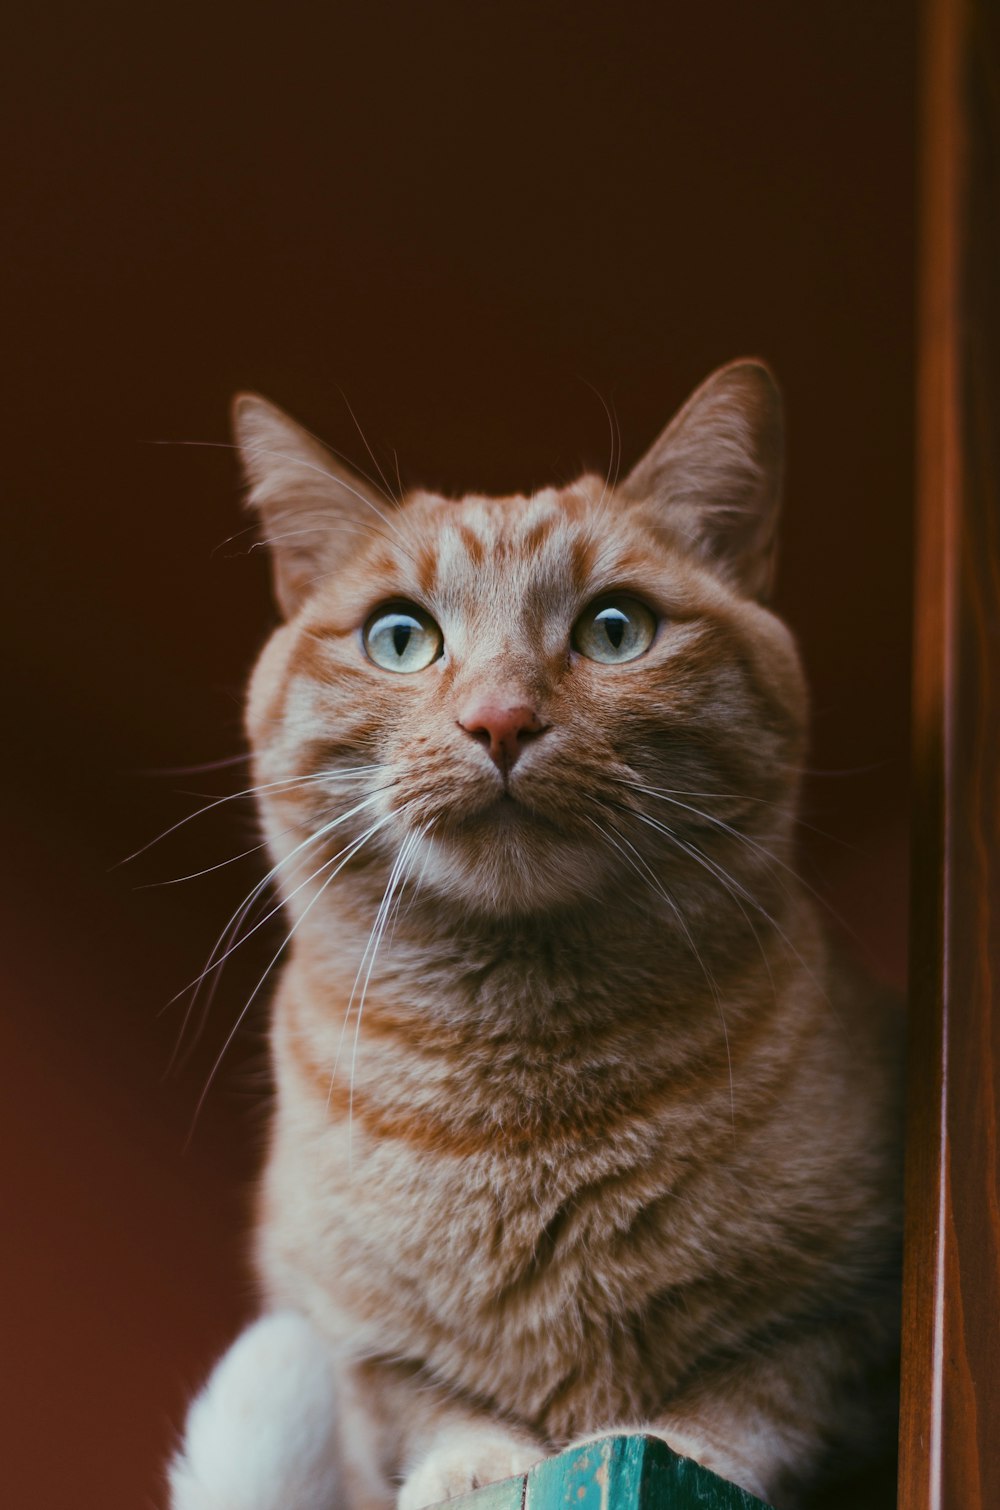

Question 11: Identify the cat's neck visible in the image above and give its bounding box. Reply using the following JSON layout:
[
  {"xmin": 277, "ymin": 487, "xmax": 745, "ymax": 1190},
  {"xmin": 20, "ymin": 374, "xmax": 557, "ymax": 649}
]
[
  {"xmin": 276, "ymin": 874, "xmax": 816, "ymax": 1160},
  {"xmin": 294, "ymin": 863, "xmax": 804, "ymax": 1042}
]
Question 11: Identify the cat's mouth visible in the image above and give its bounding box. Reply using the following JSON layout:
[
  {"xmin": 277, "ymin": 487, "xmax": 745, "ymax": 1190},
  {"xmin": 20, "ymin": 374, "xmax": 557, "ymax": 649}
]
[
  {"xmin": 482, "ymin": 792, "xmax": 529, "ymax": 822},
  {"xmin": 435, "ymin": 789, "xmax": 569, "ymax": 840}
]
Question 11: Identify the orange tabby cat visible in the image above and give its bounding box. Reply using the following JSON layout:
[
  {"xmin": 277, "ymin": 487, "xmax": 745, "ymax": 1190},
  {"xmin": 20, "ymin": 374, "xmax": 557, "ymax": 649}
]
[{"xmin": 169, "ymin": 362, "xmax": 902, "ymax": 1510}]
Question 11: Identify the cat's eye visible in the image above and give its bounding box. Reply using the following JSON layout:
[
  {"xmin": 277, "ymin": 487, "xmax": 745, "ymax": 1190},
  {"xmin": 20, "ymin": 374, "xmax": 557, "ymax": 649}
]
[
  {"xmin": 572, "ymin": 595, "xmax": 657, "ymax": 664},
  {"xmin": 363, "ymin": 603, "xmax": 443, "ymax": 673}
]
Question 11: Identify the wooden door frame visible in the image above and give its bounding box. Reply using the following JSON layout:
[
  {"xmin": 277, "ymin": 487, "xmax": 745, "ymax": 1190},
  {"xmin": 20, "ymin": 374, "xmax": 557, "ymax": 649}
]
[{"xmin": 898, "ymin": 0, "xmax": 999, "ymax": 1505}]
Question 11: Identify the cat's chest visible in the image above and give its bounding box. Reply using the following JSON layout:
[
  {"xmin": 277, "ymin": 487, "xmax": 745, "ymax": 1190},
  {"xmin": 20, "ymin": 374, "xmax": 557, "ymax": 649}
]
[
  {"xmin": 266, "ymin": 1023, "xmax": 724, "ymax": 1329},
  {"xmin": 260, "ymin": 971, "xmax": 760, "ymax": 1419},
  {"xmin": 261, "ymin": 1080, "xmax": 732, "ymax": 1433}
]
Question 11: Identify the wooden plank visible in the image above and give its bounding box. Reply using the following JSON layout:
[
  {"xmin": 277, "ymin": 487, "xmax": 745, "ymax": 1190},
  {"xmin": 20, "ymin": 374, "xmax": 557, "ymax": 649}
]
[
  {"xmin": 445, "ymin": 1474, "xmax": 527, "ymax": 1510},
  {"xmin": 899, "ymin": 0, "xmax": 1000, "ymax": 1506},
  {"xmin": 446, "ymin": 1436, "xmax": 771, "ymax": 1510},
  {"xmin": 525, "ymin": 1437, "xmax": 649, "ymax": 1510},
  {"xmin": 524, "ymin": 1436, "xmax": 771, "ymax": 1509},
  {"xmin": 632, "ymin": 1437, "xmax": 770, "ymax": 1510}
]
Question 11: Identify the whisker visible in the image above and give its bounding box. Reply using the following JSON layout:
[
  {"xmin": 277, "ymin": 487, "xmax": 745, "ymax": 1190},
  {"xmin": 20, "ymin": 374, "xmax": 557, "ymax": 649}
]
[
  {"xmin": 587, "ymin": 380, "xmax": 618, "ymax": 517},
  {"xmin": 346, "ymin": 825, "xmax": 425, "ymax": 1166},
  {"xmin": 619, "ymin": 802, "xmax": 777, "ymax": 1000},
  {"xmin": 336, "ymin": 387, "xmax": 399, "ymax": 505},
  {"xmin": 138, "ymin": 835, "xmax": 273, "ymax": 888},
  {"xmin": 389, "ymin": 818, "xmax": 437, "ymax": 941},
  {"xmin": 237, "ymin": 442, "xmax": 414, "ymax": 559},
  {"xmin": 586, "ymin": 810, "xmax": 736, "ymax": 1135},
  {"xmin": 165, "ymin": 824, "xmax": 331, "ymax": 1071},
  {"xmin": 625, "ymin": 784, "xmax": 798, "ymax": 899},
  {"xmin": 244, "ymin": 516, "xmax": 412, "ymax": 565},
  {"xmin": 148, "ymin": 438, "xmax": 412, "ymax": 550},
  {"xmin": 165, "ymin": 792, "xmax": 391, "ymax": 1070},
  {"xmin": 575, "ymin": 377, "xmax": 622, "ymax": 529},
  {"xmin": 121, "ymin": 767, "xmax": 379, "ymax": 866},
  {"xmin": 624, "ymin": 780, "xmax": 787, "ymax": 810},
  {"xmin": 187, "ymin": 809, "xmax": 400, "ymax": 1139},
  {"xmin": 625, "ymin": 804, "xmax": 831, "ymax": 1015},
  {"xmin": 620, "ymin": 778, "xmax": 846, "ymax": 841},
  {"xmin": 324, "ymin": 806, "xmax": 421, "ymax": 1111},
  {"xmin": 629, "ymin": 780, "xmax": 846, "ymax": 846},
  {"xmin": 623, "ymin": 781, "xmax": 862, "ymax": 946},
  {"xmin": 172, "ymin": 793, "xmax": 388, "ymax": 1006},
  {"xmin": 141, "ymin": 752, "xmax": 253, "ymax": 776}
]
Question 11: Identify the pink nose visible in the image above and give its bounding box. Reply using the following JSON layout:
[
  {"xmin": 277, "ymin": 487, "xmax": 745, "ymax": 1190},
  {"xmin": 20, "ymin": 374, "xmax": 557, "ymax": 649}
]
[{"xmin": 457, "ymin": 698, "xmax": 548, "ymax": 772}]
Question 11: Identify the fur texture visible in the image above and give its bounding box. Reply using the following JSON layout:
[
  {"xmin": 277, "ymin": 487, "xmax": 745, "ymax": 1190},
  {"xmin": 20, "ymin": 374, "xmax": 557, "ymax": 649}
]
[{"xmin": 169, "ymin": 362, "xmax": 902, "ymax": 1510}]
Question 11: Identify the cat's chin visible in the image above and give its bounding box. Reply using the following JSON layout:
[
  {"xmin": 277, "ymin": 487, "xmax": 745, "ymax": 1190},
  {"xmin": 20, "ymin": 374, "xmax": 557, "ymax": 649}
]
[
  {"xmin": 452, "ymin": 792, "xmax": 567, "ymax": 836},
  {"xmin": 408, "ymin": 811, "xmax": 601, "ymax": 916}
]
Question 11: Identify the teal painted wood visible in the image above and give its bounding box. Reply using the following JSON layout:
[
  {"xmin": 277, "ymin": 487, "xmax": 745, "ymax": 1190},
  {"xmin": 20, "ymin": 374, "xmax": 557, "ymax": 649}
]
[
  {"xmin": 432, "ymin": 1435, "xmax": 772, "ymax": 1510},
  {"xmin": 443, "ymin": 1475, "xmax": 527, "ymax": 1510},
  {"xmin": 632, "ymin": 1437, "xmax": 770, "ymax": 1509},
  {"xmin": 526, "ymin": 1436, "xmax": 647, "ymax": 1510}
]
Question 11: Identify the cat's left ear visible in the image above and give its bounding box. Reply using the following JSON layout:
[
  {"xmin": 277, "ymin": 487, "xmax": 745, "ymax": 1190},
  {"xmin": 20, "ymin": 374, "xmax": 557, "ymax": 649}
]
[
  {"xmin": 621, "ymin": 359, "xmax": 784, "ymax": 601},
  {"xmin": 233, "ymin": 393, "xmax": 391, "ymax": 617}
]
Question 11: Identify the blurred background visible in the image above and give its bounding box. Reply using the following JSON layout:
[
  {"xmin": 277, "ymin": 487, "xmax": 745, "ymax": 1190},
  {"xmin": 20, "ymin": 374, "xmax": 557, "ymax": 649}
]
[{"xmin": 4, "ymin": 3, "xmax": 915, "ymax": 1506}]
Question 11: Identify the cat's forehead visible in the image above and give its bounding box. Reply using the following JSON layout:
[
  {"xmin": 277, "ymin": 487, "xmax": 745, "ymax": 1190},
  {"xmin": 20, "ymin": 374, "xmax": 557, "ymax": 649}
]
[
  {"xmin": 396, "ymin": 480, "xmax": 644, "ymax": 610},
  {"xmin": 414, "ymin": 483, "xmax": 587, "ymax": 548}
]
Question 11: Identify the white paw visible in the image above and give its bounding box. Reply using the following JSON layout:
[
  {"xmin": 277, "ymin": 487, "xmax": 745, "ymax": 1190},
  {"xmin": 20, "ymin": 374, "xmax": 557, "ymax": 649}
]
[
  {"xmin": 169, "ymin": 1312, "xmax": 341, "ymax": 1510},
  {"xmin": 398, "ymin": 1428, "xmax": 543, "ymax": 1510}
]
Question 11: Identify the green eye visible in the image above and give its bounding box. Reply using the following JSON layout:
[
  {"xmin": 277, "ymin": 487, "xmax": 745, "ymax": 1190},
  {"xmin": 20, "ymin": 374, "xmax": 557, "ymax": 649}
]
[
  {"xmin": 364, "ymin": 603, "xmax": 443, "ymax": 672},
  {"xmin": 573, "ymin": 595, "xmax": 657, "ymax": 664}
]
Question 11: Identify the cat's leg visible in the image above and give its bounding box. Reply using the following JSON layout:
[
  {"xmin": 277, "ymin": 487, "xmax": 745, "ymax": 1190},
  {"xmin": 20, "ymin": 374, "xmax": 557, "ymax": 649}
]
[
  {"xmin": 397, "ymin": 1421, "xmax": 544, "ymax": 1510},
  {"xmin": 169, "ymin": 1311, "xmax": 348, "ymax": 1510},
  {"xmin": 572, "ymin": 1321, "xmax": 897, "ymax": 1508},
  {"xmin": 345, "ymin": 1357, "xmax": 546, "ymax": 1510}
]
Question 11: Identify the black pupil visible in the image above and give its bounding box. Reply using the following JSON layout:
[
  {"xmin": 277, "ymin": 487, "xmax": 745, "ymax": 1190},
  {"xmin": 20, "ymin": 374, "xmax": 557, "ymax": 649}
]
[
  {"xmin": 392, "ymin": 622, "xmax": 413, "ymax": 656},
  {"xmin": 602, "ymin": 611, "xmax": 626, "ymax": 650}
]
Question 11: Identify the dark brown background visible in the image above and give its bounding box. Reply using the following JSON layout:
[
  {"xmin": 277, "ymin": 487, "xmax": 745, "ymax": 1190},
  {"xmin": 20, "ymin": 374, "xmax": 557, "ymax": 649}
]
[{"xmin": 3, "ymin": 4, "xmax": 915, "ymax": 1506}]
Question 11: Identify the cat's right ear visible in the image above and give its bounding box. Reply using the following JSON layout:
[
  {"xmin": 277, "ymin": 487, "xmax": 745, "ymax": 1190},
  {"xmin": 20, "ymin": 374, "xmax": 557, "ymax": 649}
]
[
  {"xmin": 620, "ymin": 360, "xmax": 784, "ymax": 601},
  {"xmin": 232, "ymin": 394, "xmax": 391, "ymax": 617}
]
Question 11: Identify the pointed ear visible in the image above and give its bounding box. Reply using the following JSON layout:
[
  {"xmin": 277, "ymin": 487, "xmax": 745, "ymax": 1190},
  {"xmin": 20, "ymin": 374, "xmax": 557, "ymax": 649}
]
[
  {"xmin": 621, "ymin": 359, "xmax": 784, "ymax": 601},
  {"xmin": 232, "ymin": 393, "xmax": 391, "ymax": 617}
]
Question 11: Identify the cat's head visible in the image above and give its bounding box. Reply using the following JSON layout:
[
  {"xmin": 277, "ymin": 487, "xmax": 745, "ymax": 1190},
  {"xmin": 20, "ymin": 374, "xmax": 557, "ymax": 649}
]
[{"xmin": 238, "ymin": 361, "xmax": 806, "ymax": 922}]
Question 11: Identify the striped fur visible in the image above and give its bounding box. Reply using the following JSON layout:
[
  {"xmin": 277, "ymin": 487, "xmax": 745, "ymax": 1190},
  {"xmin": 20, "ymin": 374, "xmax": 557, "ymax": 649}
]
[{"xmin": 170, "ymin": 363, "xmax": 902, "ymax": 1510}]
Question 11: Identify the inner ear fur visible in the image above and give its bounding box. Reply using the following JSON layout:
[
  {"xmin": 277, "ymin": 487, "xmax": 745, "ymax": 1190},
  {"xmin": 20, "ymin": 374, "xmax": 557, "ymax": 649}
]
[
  {"xmin": 620, "ymin": 359, "xmax": 784, "ymax": 601},
  {"xmin": 232, "ymin": 393, "xmax": 391, "ymax": 618}
]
